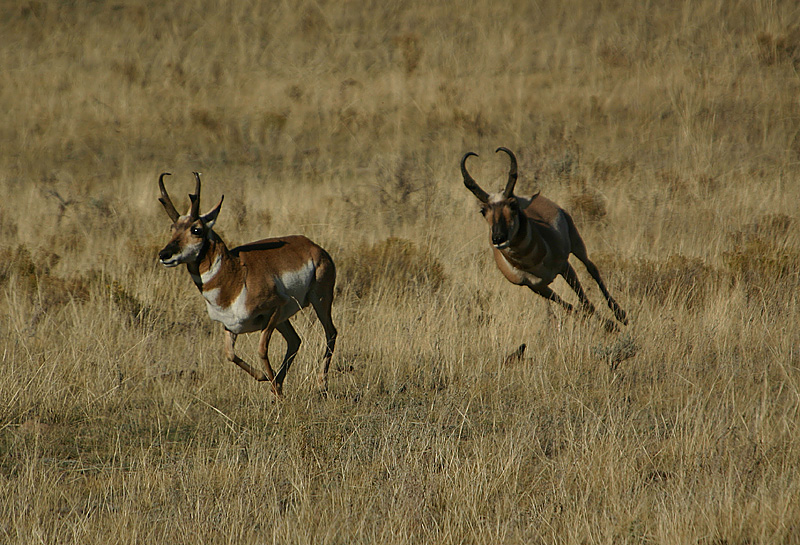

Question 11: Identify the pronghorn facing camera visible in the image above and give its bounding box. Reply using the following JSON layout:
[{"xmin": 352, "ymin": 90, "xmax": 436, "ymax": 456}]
[
  {"xmin": 157, "ymin": 172, "xmax": 337, "ymax": 397},
  {"xmin": 461, "ymin": 148, "xmax": 628, "ymax": 331}
]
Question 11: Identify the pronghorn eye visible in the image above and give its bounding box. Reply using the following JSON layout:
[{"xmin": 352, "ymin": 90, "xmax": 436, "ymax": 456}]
[{"xmin": 190, "ymin": 225, "xmax": 203, "ymax": 236}]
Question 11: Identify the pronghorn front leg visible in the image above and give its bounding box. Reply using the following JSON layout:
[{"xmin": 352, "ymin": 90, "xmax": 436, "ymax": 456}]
[
  {"xmin": 257, "ymin": 309, "xmax": 294, "ymax": 397},
  {"xmin": 529, "ymin": 284, "xmax": 575, "ymax": 315},
  {"xmin": 224, "ymin": 330, "xmax": 269, "ymax": 382}
]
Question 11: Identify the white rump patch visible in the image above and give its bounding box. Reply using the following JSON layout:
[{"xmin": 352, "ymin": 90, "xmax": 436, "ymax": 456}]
[{"xmin": 274, "ymin": 260, "xmax": 315, "ymax": 320}]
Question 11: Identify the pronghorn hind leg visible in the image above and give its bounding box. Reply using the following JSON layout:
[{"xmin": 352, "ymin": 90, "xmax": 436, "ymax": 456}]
[
  {"xmin": 582, "ymin": 257, "xmax": 628, "ymax": 325},
  {"xmin": 224, "ymin": 330, "xmax": 269, "ymax": 382},
  {"xmin": 309, "ymin": 278, "xmax": 337, "ymax": 394},
  {"xmin": 572, "ymin": 252, "xmax": 628, "ymax": 325},
  {"xmin": 565, "ymin": 213, "xmax": 628, "ymax": 325},
  {"xmin": 562, "ymin": 263, "xmax": 597, "ymax": 315},
  {"xmin": 563, "ymin": 264, "xmax": 619, "ymax": 333},
  {"xmin": 272, "ymin": 320, "xmax": 301, "ymax": 392}
]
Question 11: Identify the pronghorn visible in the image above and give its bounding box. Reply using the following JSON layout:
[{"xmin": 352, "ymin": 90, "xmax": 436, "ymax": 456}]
[
  {"xmin": 461, "ymin": 147, "xmax": 628, "ymax": 330},
  {"xmin": 157, "ymin": 172, "xmax": 337, "ymax": 397}
]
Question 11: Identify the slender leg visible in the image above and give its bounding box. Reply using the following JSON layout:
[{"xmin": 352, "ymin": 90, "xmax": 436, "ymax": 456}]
[
  {"xmin": 562, "ymin": 263, "xmax": 597, "ymax": 315},
  {"xmin": 309, "ymin": 290, "xmax": 337, "ymax": 393},
  {"xmin": 579, "ymin": 257, "xmax": 628, "ymax": 325},
  {"xmin": 257, "ymin": 313, "xmax": 284, "ymax": 397},
  {"xmin": 273, "ymin": 320, "xmax": 301, "ymax": 392},
  {"xmin": 562, "ymin": 264, "xmax": 619, "ymax": 333},
  {"xmin": 224, "ymin": 329, "xmax": 268, "ymax": 381},
  {"xmin": 528, "ymin": 284, "xmax": 575, "ymax": 314},
  {"xmin": 565, "ymin": 212, "xmax": 628, "ymax": 325}
]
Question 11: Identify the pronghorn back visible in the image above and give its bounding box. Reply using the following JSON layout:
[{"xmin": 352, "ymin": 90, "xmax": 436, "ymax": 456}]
[{"xmin": 230, "ymin": 235, "xmax": 335, "ymax": 324}]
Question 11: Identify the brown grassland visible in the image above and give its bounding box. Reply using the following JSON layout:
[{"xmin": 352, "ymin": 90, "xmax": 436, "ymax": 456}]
[{"xmin": 1, "ymin": 0, "xmax": 800, "ymax": 543}]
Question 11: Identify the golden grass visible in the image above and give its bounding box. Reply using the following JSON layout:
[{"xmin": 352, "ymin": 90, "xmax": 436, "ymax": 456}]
[{"xmin": 1, "ymin": 0, "xmax": 800, "ymax": 543}]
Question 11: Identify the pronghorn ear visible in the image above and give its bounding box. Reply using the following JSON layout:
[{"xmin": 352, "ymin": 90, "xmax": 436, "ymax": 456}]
[{"xmin": 200, "ymin": 195, "xmax": 224, "ymax": 228}]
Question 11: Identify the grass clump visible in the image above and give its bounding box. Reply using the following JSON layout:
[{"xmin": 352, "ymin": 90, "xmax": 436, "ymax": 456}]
[
  {"xmin": 602, "ymin": 254, "xmax": 723, "ymax": 310},
  {"xmin": 338, "ymin": 237, "xmax": 446, "ymax": 300}
]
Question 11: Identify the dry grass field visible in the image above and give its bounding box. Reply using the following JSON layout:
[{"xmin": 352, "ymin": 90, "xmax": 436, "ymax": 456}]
[{"xmin": 1, "ymin": 0, "xmax": 800, "ymax": 543}]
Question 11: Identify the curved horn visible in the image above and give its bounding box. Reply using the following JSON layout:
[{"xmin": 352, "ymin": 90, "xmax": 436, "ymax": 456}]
[
  {"xmin": 189, "ymin": 172, "xmax": 202, "ymax": 219},
  {"xmin": 496, "ymin": 147, "xmax": 518, "ymax": 197},
  {"xmin": 158, "ymin": 172, "xmax": 180, "ymax": 222},
  {"xmin": 461, "ymin": 152, "xmax": 489, "ymax": 203}
]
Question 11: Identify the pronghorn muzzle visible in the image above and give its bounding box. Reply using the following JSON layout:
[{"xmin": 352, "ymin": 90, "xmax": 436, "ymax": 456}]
[
  {"xmin": 491, "ymin": 215, "xmax": 513, "ymax": 249},
  {"xmin": 158, "ymin": 240, "xmax": 183, "ymax": 267}
]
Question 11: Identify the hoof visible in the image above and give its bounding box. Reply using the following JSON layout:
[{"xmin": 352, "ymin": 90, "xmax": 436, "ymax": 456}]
[
  {"xmin": 503, "ymin": 343, "xmax": 526, "ymax": 365},
  {"xmin": 317, "ymin": 375, "xmax": 329, "ymax": 395}
]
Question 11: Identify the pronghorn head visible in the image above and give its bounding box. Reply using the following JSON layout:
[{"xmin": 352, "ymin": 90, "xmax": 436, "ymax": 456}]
[
  {"xmin": 157, "ymin": 172, "xmax": 224, "ymax": 267},
  {"xmin": 461, "ymin": 147, "xmax": 523, "ymax": 250}
]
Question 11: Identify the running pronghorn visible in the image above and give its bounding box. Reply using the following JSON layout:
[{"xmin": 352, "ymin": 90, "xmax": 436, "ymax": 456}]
[
  {"xmin": 157, "ymin": 172, "xmax": 337, "ymax": 397},
  {"xmin": 461, "ymin": 147, "xmax": 628, "ymax": 330}
]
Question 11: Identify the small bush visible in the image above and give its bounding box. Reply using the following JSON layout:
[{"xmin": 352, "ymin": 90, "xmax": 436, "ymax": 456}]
[
  {"xmin": 602, "ymin": 254, "xmax": 723, "ymax": 310},
  {"xmin": 338, "ymin": 237, "xmax": 446, "ymax": 300},
  {"xmin": 728, "ymin": 213, "xmax": 794, "ymax": 246},
  {"xmin": 724, "ymin": 213, "xmax": 799, "ymax": 294},
  {"xmin": 756, "ymin": 30, "xmax": 800, "ymax": 67},
  {"xmin": 568, "ymin": 190, "xmax": 607, "ymax": 223},
  {"xmin": 723, "ymin": 240, "xmax": 800, "ymax": 292}
]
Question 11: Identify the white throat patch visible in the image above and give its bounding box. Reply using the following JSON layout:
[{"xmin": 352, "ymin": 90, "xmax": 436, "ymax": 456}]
[{"xmin": 201, "ymin": 255, "xmax": 222, "ymax": 284}]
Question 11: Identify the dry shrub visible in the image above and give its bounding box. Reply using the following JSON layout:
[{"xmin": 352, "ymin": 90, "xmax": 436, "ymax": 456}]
[
  {"xmin": 604, "ymin": 254, "xmax": 723, "ymax": 310},
  {"xmin": 0, "ymin": 245, "xmax": 61, "ymax": 293},
  {"xmin": 724, "ymin": 213, "xmax": 799, "ymax": 294},
  {"xmin": 338, "ymin": 237, "xmax": 446, "ymax": 300},
  {"xmin": 394, "ymin": 33, "xmax": 423, "ymax": 75},
  {"xmin": 723, "ymin": 240, "xmax": 800, "ymax": 292},
  {"xmin": 0, "ymin": 245, "xmax": 97, "ymax": 321},
  {"xmin": 597, "ymin": 39, "xmax": 632, "ymax": 68},
  {"xmin": 590, "ymin": 158, "xmax": 636, "ymax": 183},
  {"xmin": 190, "ymin": 108, "xmax": 223, "ymax": 136},
  {"xmin": 756, "ymin": 30, "xmax": 800, "ymax": 66},
  {"xmin": 568, "ymin": 190, "xmax": 607, "ymax": 223},
  {"xmin": 108, "ymin": 280, "xmax": 152, "ymax": 325},
  {"xmin": 728, "ymin": 213, "xmax": 794, "ymax": 246}
]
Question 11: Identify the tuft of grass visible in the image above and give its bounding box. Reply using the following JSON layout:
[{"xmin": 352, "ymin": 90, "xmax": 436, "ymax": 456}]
[
  {"xmin": 600, "ymin": 254, "xmax": 724, "ymax": 310},
  {"xmin": 338, "ymin": 237, "xmax": 446, "ymax": 300},
  {"xmin": 568, "ymin": 189, "xmax": 607, "ymax": 223},
  {"xmin": 723, "ymin": 240, "xmax": 800, "ymax": 292}
]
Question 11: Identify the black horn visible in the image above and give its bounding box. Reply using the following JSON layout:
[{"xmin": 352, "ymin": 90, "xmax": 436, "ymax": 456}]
[
  {"xmin": 189, "ymin": 171, "xmax": 202, "ymax": 219},
  {"xmin": 461, "ymin": 152, "xmax": 490, "ymax": 203},
  {"xmin": 496, "ymin": 147, "xmax": 518, "ymax": 198},
  {"xmin": 158, "ymin": 172, "xmax": 180, "ymax": 222}
]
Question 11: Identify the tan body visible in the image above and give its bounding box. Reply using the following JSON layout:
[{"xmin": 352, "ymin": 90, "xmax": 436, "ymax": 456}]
[
  {"xmin": 492, "ymin": 194, "xmax": 571, "ymax": 288},
  {"xmin": 462, "ymin": 148, "xmax": 628, "ymax": 331},
  {"xmin": 191, "ymin": 235, "xmax": 331, "ymax": 334},
  {"xmin": 158, "ymin": 173, "xmax": 337, "ymax": 396}
]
